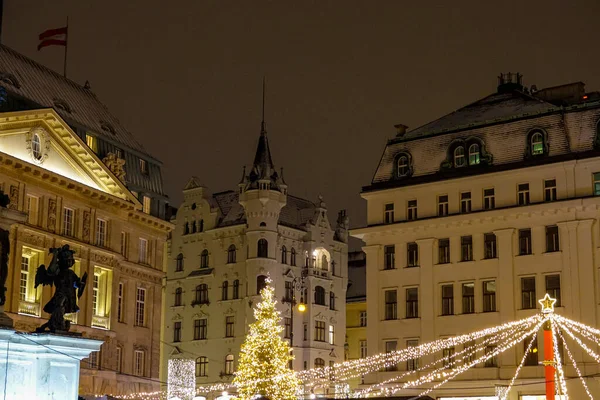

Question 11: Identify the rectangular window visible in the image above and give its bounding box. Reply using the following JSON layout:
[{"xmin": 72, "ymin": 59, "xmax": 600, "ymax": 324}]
[
  {"xmin": 462, "ymin": 283, "xmax": 475, "ymax": 314},
  {"xmin": 86, "ymin": 134, "xmax": 98, "ymax": 152},
  {"xmin": 19, "ymin": 256, "xmax": 29, "ymax": 301},
  {"xmin": 545, "ymin": 275, "xmax": 561, "ymax": 307},
  {"xmin": 314, "ymin": 321, "xmax": 326, "ymax": 342},
  {"xmin": 62, "ymin": 207, "xmax": 74, "ymax": 236},
  {"xmin": 460, "ymin": 192, "xmax": 472, "ymax": 213},
  {"xmin": 329, "ymin": 325, "xmax": 335, "ymax": 345},
  {"xmin": 92, "ymin": 267, "xmax": 111, "ymax": 319},
  {"xmin": 135, "ymin": 287, "xmax": 146, "ymax": 326},
  {"xmin": 120, "ymin": 232, "xmax": 128, "ymax": 258},
  {"xmin": 359, "ymin": 340, "xmax": 367, "ymax": 358},
  {"xmin": 384, "ymin": 203, "xmax": 394, "ymax": 224},
  {"xmin": 194, "ymin": 318, "xmax": 207, "ymax": 340},
  {"xmin": 594, "ymin": 172, "xmax": 600, "ymax": 196},
  {"xmin": 284, "ymin": 317, "xmax": 292, "ymax": 339},
  {"xmin": 441, "ymin": 284, "xmax": 454, "ymax": 316},
  {"xmin": 407, "ymin": 340, "xmax": 419, "ymax": 371},
  {"xmin": 465, "ymin": 340, "xmax": 476, "ymax": 364},
  {"xmin": 284, "ymin": 281, "xmax": 293, "ymax": 302},
  {"xmin": 140, "ymin": 159, "xmax": 148, "ymax": 174},
  {"xmin": 518, "ymin": 183, "xmax": 530, "ymax": 206},
  {"xmin": 461, "ymin": 236, "xmax": 473, "ymax": 261},
  {"xmin": 384, "ymin": 290, "xmax": 397, "ymax": 320},
  {"xmin": 359, "ymin": 311, "xmax": 367, "ymax": 327},
  {"xmin": 438, "ymin": 238, "xmax": 450, "ymax": 264},
  {"xmin": 406, "ymin": 288, "xmax": 419, "ymax": 318},
  {"xmin": 544, "ymin": 179, "xmax": 557, "ymax": 202},
  {"xmin": 483, "ymin": 188, "xmax": 495, "ymax": 210},
  {"xmin": 225, "ymin": 316, "xmax": 235, "ymax": 337},
  {"xmin": 524, "ymin": 337, "xmax": 539, "ymax": 366},
  {"xmin": 484, "ymin": 346, "xmax": 498, "ymax": 367},
  {"xmin": 438, "ymin": 195, "xmax": 448, "ymax": 216},
  {"xmin": 407, "ymin": 242, "xmax": 419, "ymax": 267},
  {"xmin": 143, "ymin": 196, "xmax": 151, "ymax": 214},
  {"xmin": 95, "ymin": 218, "xmax": 107, "ymax": 247},
  {"xmin": 173, "ymin": 321, "xmax": 182, "ymax": 342},
  {"xmin": 139, "ymin": 238, "xmax": 148, "ymax": 264},
  {"xmin": 26, "ymin": 195, "xmax": 39, "ymax": 225},
  {"xmin": 117, "ymin": 282, "xmax": 124, "ymax": 322},
  {"xmin": 483, "ymin": 280, "xmax": 496, "ymax": 312},
  {"xmin": 384, "ymin": 245, "xmax": 395, "ymax": 270},
  {"xmin": 385, "ymin": 341, "xmax": 398, "ymax": 371},
  {"xmin": 546, "ymin": 225, "xmax": 560, "ymax": 252},
  {"xmin": 484, "ymin": 233, "xmax": 497, "ymax": 259},
  {"xmin": 521, "ymin": 277, "xmax": 536, "ymax": 309},
  {"xmin": 407, "ymin": 200, "xmax": 417, "ymax": 221},
  {"xmin": 443, "ymin": 347, "xmax": 455, "ymax": 369},
  {"xmin": 134, "ymin": 350, "xmax": 145, "ymax": 377},
  {"xmin": 519, "ymin": 229, "xmax": 532, "ymax": 255},
  {"xmin": 116, "ymin": 346, "xmax": 122, "ymax": 373}
]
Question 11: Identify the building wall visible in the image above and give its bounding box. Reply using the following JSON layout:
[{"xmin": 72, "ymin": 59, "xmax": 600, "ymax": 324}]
[{"xmin": 345, "ymin": 300, "xmax": 366, "ymax": 388}]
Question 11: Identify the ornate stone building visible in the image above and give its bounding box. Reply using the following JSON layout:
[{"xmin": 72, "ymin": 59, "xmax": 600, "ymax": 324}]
[
  {"xmin": 353, "ymin": 74, "xmax": 600, "ymax": 398},
  {"xmin": 161, "ymin": 119, "xmax": 349, "ymax": 396},
  {"xmin": 0, "ymin": 45, "xmax": 172, "ymax": 396}
]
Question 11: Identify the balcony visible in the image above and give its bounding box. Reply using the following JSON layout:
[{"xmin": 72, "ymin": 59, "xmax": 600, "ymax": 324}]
[
  {"xmin": 306, "ymin": 267, "xmax": 329, "ymax": 278},
  {"xmin": 91, "ymin": 315, "xmax": 110, "ymax": 330},
  {"xmin": 18, "ymin": 300, "xmax": 40, "ymax": 317}
]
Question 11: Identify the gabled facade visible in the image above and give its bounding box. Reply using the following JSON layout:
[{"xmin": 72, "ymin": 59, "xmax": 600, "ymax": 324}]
[
  {"xmin": 353, "ymin": 74, "xmax": 600, "ymax": 398},
  {"xmin": 161, "ymin": 120, "xmax": 349, "ymax": 397}
]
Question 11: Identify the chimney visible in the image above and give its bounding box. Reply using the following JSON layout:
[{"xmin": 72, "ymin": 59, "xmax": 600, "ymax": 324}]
[
  {"xmin": 394, "ymin": 124, "xmax": 408, "ymax": 137},
  {"xmin": 497, "ymin": 72, "xmax": 523, "ymax": 93}
]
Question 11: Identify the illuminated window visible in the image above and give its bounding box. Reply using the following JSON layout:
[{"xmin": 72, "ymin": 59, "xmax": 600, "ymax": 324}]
[
  {"xmin": 224, "ymin": 354, "xmax": 234, "ymax": 375},
  {"xmin": 142, "ymin": 196, "xmax": 151, "ymax": 214},
  {"xmin": 86, "ymin": 134, "xmax": 98, "ymax": 153},
  {"xmin": 134, "ymin": 350, "xmax": 145, "ymax": 376},
  {"xmin": 135, "ymin": 287, "xmax": 146, "ymax": 326},
  {"xmin": 530, "ymin": 132, "xmax": 544, "ymax": 155},
  {"xmin": 524, "ymin": 337, "xmax": 538, "ymax": 366},
  {"xmin": 32, "ymin": 133, "xmax": 42, "ymax": 160},
  {"xmin": 454, "ymin": 146, "xmax": 465, "ymax": 167},
  {"xmin": 62, "ymin": 207, "xmax": 74, "ymax": 236},
  {"xmin": 95, "ymin": 219, "xmax": 107, "ymax": 247},
  {"xmin": 328, "ymin": 325, "xmax": 335, "ymax": 344},
  {"xmin": 92, "ymin": 267, "xmax": 112, "ymax": 321},
  {"xmin": 117, "ymin": 282, "xmax": 124, "ymax": 322},
  {"xmin": 468, "ymin": 144, "xmax": 480, "ymax": 165},
  {"xmin": 120, "ymin": 232, "xmax": 128, "ymax": 258},
  {"xmin": 26, "ymin": 195, "xmax": 39, "ymax": 225},
  {"xmin": 196, "ymin": 356, "xmax": 208, "ymax": 377},
  {"xmin": 139, "ymin": 238, "xmax": 148, "ymax": 264},
  {"xmin": 19, "ymin": 256, "xmax": 29, "ymax": 302},
  {"xmin": 139, "ymin": 159, "xmax": 148, "ymax": 174}
]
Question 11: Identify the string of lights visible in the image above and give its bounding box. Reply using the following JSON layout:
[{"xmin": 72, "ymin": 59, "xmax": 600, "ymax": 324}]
[
  {"xmin": 554, "ymin": 323, "xmax": 594, "ymax": 399},
  {"xmin": 500, "ymin": 327, "xmax": 539, "ymax": 400},
  {"xmin": 550, "ymin": 318, "xmax": 568, "ymax": 398}
]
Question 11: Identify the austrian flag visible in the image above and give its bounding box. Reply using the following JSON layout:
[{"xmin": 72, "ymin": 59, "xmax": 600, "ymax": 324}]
[{"xmin": 37, "ymin": 26, "xmax": 68, "ymax": 50}]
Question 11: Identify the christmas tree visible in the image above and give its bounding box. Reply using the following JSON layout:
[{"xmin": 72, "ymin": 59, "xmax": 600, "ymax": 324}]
[{"xmin": 234, "ymin": 279, "xmax": 300, "ymax": 400}]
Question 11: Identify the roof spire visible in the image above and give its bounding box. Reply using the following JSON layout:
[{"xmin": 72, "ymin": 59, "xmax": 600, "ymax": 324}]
[{"xmin": 261, "ymin": 76, "xmax": 266, "ymax": 135}]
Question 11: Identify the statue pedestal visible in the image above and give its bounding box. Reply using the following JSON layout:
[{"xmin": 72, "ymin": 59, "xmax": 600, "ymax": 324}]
[{"xmin": 0, "ymin": 329, "xmax": 102, "ymax": 400}]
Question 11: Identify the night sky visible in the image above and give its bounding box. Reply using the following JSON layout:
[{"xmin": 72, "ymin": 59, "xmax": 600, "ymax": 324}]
[{"xmin": 3, "ymin": 1, "xmax": 599, "ymax": 241}]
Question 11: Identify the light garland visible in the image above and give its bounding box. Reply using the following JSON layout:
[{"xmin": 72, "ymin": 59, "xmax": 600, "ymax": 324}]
[
  {"xmin": 500, "ymin": 327, "xmax": 540, "ymax": 400},
  {"xmin": 554, "ymin": 324, "xmax": 594, "ymax": 399},
  {"xmin": 168, "ymin": 359, "xmax": 196, "ymax": 400},
  {"xmin": 550, "ymin": 319, "xmax": 568, "ymax": 398}
]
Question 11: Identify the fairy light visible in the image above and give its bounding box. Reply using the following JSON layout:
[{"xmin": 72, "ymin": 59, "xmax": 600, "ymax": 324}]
[
  {"xmin": 168, "ymin": 359, "xmax": 195, "ymax": 400},
  {"xmin": 500, "ymin": 328, "xmax": 539, "ymax": 400},
  {"xmin": 556, "ymin": 319, "xmax": 600, "ymax": 364},
  {"xmin": 554, "ymin": 324, "xmax": 594, "ymax": 399},
  {"xmin": 550, "ymin": 320, "xmax": 568, "ymax": 398}
]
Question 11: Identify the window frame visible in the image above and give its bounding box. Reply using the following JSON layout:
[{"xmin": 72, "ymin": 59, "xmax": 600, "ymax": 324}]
[
  {"xmin": 454, "ymin": 146, "xmax": 466, "ymax": 167},
  {"xmin": 460, "ymin": 192, "xmax": 472, "ymax": 213},
  {"xmin": 517, "ymin": 183, "xmax": 530, "ymax": 206},
  {"xmin": 384, "ymin": 245, "xmax": 395, "ymax": 270},
  {"xmin": 384, "ymin": 289, "xmax": 397, "ymax": 320},
  {"xmin": 407, "ymin": 199, "xmax": 418, "ymax": 221},
  {"xmin": 462, "ymin": 282, "xmax": 475, "ymax": 314},
  {"xmin": 384, "ymin": 203, "xmax": 395, "ymax": 224},
  {"xmin": 405, "ymin": 287, "xmax": 419, "ymax": 319},
  {"xmin": 518, "ymin": 229, "xmax": 532, "ymax": 255},
  {"xmin": 468, "ymin": 143, "xmax": 480, "ymax": 165},
  {"xmin": 460, "ymin": 235, "xmax": 473, "ymax": 262},
  {"xmin": 483, "ymin": 233, "xmax": 497, "ymax": 259},
  {"xmin": 314, "ymin": 321, "xmax": 326, "ymax": 342},
  {"xmin": 441, "ymin": 284, "xmax": 454, "ymax": 316},
  {"xmin": 521, "ymin": 277, "xmax": 536, "ymax": 310},
  {"xmin": 483, "ymin": 188, "xmax": 495, "ymax": 210},
  {"xmin": 544, "ymin": 179, "xmax": 557, "ymax": 202},
  {"xmin": 438, "ymin": 238, "xmax": 450, "ymax": 264},
  {"xmin": 406, "ymin": 242, "xmax": 419, "ymax": 267},
  {"xmin": 482, "ymin": 280, "xmax": 496, "ymax": 312},
  {"xmin": 545, "ymin": 225, "xmax": 560, "ymax": 252}
]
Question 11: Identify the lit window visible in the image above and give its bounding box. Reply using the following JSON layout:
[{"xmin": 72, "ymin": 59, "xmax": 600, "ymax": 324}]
[
  {"xmin": 524, "ymin": 337, "xmax": 538, "ymax": 366},
  {"xmin": 225, "ymin": 354, "xmax": 234, "ymax": 375},
  {"xmin": 92, "ymin": 267, "xmax": 112, "ymax": 320},
  {"xmin": 62, "ymin": 207, "xmax": 74, "ymax": 237},
  {"xmin": 531, "ymin": 132, "xmax": 544, "ymax": 155},
  {"xmin": 95, "ymin": 219, "xmax": 107, "ymax": 247},
  {"xmin": 397, "ymin": 155, "xmax": 409, "ymax": 176},
  {"xmin": 139, "ymin": 238, "xmax": 148, "ymax": 264},
  {"xmin": 19, "ymin": 256, "xmax": 29, "ymax": 302},
  {"xmin": 468, "ymin": 144, "xmax": 480, "ymax": 165},
  {"xmin": 32, "ymin": 133, "xmax": 42, "ymax": 160},
  {"xmin": 329, "ymin": 325, "xmax": 335, "ymax": 345},
  {"xmin": 142, "ymin": 196, "xmax": 151, "ymax": 214},
  {"xmin": 134, "ymin": 350, "xmax": 145, "ymax": 376},
  {"xmin": 544, "ymin": 179, "xmax": 557, "ymax": 201},
  {"xmin": 135, "ymin": 287, "xmax": 146, "ymax": 326},
  {"xmin": 454, "ymin": 146, "xmax": 465, "ymax": 167},
  {"xmin": 196, "ymin": 356, "xmax": 208, "ymax": 377},
  {"xmin": 139, "ymin": 159, "xmax": 148, "ymax": 174},
  {"xmin": 86, "ymin": 134, "xmax": 97, "ymax": 153}
]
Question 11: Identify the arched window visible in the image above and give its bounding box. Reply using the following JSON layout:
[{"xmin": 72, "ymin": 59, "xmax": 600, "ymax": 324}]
[
  {"xmin": 281, "ymin": 246, "xmax": 288, "ymax": 264},
  {"xmin": 191, "ymin": 220, "xmax": 197, "ymax": 233},
  {"xmin": 225, "ymin": 354, "xmax": 234, "ymax": 375},
  {"xmin": 227, "ymin": 245, "xmax": 236, "ymax": 264},
  {"xmin": 257, "ymin": 239, "xmax": 268, "ymax": 258},
  {"xmin": 184, "ymin": 222, "xmax": 190, "ymax": 235},
  {"xmin": 196, "ymin": 356, "xmax": 208, "ymax": 377},
  {"xmin": 454, "ymin": 146, "xmax": 465, "ymax": 167},
  {"xmin": 531, "ymin": 132, "xmax": 544, "ymax": 155},
  {"xmin": 397, "ymin": 155, "xmax": 409, "ymax": 176},
  {"xmin": 321, "ymin": 255, "xmax": 328, "ymax": 271},
  {"xmin": 195, "ymin": 284, "xmax": 208, "ymax": 304},
  {"xmin": 222, "ymin": 281, "xmax": 229, "ymax": 300},
  {"xmin": 257, "ymin": 275, "xmax": 268, "ymax": 294},
  {"xmin": 291, "ymin": 248, "xmax": 297, "ymax": 266},
  {"xmin": 233, "ymin": 279, "xmax": 240, "ymax": 299},
  {"xmin": 330, "ymin": 292, "xmax": 335, "ymax": 310},
  {"xmin": 32, "ymin": 133, "xmax": 42, "ymax": 161},
  {"xmin": 175, "ymin": 253, "xmax": 184, "ymax": 272},
  {"xmin": 314, "ymin": 358, "xmax": 325, "ymax": 369},
  {"xmin": 314, "ymin": 286, "xmax": 326, "ymax": 305},
  {"xmin": 200, "ymin": 250, "xmax": 209, "ymax": 268},
  {"xmin": 468, "ymin": 144, "xmax": 480, "ymax": 165},
  {"xmin": 174, "ymin": 287, "xmax": 182, "ymax": 306},
  {"xmin": 199, "ymin": 219, "xmax": 204, "ymax": 232}
]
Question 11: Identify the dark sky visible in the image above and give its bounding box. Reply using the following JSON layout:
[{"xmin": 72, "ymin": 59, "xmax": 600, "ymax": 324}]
[{"xmin": 3, "ymin": 1, "xmax": 600, "ymax": 237}]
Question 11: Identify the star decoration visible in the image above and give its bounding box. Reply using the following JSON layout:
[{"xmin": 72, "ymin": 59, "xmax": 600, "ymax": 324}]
[{"xmin": 539, "ymin": 293, "xmax": 557, "ymax": 314}]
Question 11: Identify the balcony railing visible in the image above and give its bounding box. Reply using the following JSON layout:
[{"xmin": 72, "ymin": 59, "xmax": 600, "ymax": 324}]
[
  {"xmin": 18, "ymin": 300, "xmax": 40, "ymax": 317},
  {"xmin": 306, "ymin": 267, "xmax": 329, "ymax": 278},
  {"xmin": 91, "ymin": 315, "xmax": 110, "ymax": 330}
]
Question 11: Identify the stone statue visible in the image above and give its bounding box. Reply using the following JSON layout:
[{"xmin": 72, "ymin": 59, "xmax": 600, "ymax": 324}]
[
  {"xmin": 34, "ymin": 245, "xmax": 88, "ymax": 333},
  {"xmin": 103, "ymin": 152, "xmax": 126, "ymax": 182},
  {"xmin": 334, "ymin": 209, "xmax": 350, "ymax": 243}
]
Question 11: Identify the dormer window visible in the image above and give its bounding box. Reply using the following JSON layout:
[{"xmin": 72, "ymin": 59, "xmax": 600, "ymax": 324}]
[
  {"xmin": 531, "ymin": 132, "xmax": 544, "ymax": 155},
  {"xmin": 454, "ymin": 146, "xmax": 465, "ymax": 167},
  {"xmin": 468, "ymin": 144, "xmax": 480, "ymax": 165},
  {"xmin": 394, "ymin": 152, "xmax": 413, "ymax": 179},
  {"xmin": 397, "ymin": 156, "xmax": 409, "ymax": 176}
]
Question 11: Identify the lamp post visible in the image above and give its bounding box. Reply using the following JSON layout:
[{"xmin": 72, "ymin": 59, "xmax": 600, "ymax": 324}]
[{"xmin": 285, "ymin": 275, "xmax": 306, "ymax": 348}]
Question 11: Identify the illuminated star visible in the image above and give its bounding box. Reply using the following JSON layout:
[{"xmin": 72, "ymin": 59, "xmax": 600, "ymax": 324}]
[{"xmin": 539, "ymin": 293, "xmax": 557, "ymax": 314}]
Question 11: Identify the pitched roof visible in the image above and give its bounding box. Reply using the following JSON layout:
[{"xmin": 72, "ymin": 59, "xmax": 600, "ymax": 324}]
[{"xmin": 0, "ymin": 44, "xmax": 152, "ymax": 158}]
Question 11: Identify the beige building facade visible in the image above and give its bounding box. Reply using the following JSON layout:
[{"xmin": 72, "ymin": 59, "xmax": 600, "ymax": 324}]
[
  {"xmin": 353, "ymin": 75, "xmax": 600, "ymax": 398},
  {"xmin": 345, "ymin": 251, "xmax": 367, "ymax": 390},
  {"xmin": 161, "ymin": 122, "xmax": 349, "ymax": 397}
]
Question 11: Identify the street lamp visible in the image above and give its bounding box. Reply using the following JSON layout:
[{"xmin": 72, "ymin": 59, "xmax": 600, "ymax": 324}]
[{"xmin": 284, "ymin": 274, "xmax": 307, "ymax": 348}]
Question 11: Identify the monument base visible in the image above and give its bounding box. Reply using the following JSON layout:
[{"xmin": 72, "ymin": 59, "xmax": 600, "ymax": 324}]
[{"xmin": 0, "ymin": 328, "xmax": 102, "ymax": 400}]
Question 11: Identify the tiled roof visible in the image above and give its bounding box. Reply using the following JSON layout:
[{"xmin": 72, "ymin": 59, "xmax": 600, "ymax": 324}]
[
  {"xmin": 212, "ymin": 190, "xmax": 316, "ymax": 230},
  {"xmin": 0, "ymin": 44, "xmax": 151, "ymax": 157}
]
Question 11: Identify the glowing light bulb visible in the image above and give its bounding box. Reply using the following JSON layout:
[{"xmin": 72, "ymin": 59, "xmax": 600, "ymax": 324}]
[{"xmin": 298, "ymin": 303, "xmax": 306, "ymax": 312}]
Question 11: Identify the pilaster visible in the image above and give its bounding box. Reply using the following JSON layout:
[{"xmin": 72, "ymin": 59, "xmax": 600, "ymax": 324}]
[{"xmin": 493, "ymin": 228, "xmax": 516, "ymax": 369}]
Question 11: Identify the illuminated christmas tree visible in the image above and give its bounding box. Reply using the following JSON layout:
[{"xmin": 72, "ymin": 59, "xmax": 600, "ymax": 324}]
[{"xmin": 234, "ymin": 279, "xmax": 300, "ymax": 400}]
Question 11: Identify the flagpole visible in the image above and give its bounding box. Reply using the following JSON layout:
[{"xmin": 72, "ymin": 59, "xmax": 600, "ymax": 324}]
[{"xmin": 63, "ymin": 16, "xmax": 69, "ymax": 78}]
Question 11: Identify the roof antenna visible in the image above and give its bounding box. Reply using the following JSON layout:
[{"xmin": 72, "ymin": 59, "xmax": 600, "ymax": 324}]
[{"xmin": 261, "ymin": 76, "xmax": 266, "ymax": 135}]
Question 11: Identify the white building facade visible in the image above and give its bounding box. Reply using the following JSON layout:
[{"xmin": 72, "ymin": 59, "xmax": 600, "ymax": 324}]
[
  {"xmin": 161, "ymin": 121, "xmax": 349, "ymax": 396},
  {"xmin": 353, "ymin": 75, "xmax": 600, "ymax": 398}
]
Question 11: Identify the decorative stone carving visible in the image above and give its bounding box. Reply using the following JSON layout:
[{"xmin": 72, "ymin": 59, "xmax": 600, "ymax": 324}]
[
  {"xmin": 82, "ymin": 211, "xmax": 91, "ymax": 242},
  {"xmin": 8, "ymin": 185, "xmax": 18, "ymax": 210},
  {"xmin": 334, "ymin": 210, "xmax": 350, "ymax": 244},
  {"xmin": 102, "ymin": 152, "xmax": 126, "ymax": 182},
  {"xmin": 25, "ymin": 126, "xmax": 51, "ymax": 165},
  {"xmin": 47, "ymin": 199, "xmax": 56, "ymax": 232},
  {"xmin": 19, "ymin": 231, "xmax": 45, "ymax": 247}
]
